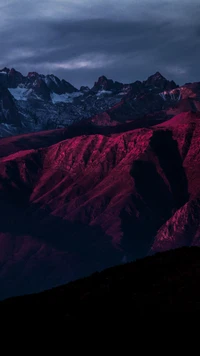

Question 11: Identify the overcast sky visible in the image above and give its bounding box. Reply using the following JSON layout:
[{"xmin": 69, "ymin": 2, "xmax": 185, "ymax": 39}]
[{"xmin": 0, "ymin": 0, "xmax": 200, "ymax": 88}]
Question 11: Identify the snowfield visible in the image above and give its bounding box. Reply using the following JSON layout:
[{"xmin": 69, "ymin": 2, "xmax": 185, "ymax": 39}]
[
  {"xmin": 8, "ymin": 87, "xmax": 31, "ymax": 101},
  {"xmin": 50, "ymin": 91, "xmax": 83, "ymax": 104}
]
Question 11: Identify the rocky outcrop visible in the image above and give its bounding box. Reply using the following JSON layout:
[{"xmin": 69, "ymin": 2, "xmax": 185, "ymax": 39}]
[{"xmin": 0, "ymin": 86, "xmax": 21, "ymax": 126}]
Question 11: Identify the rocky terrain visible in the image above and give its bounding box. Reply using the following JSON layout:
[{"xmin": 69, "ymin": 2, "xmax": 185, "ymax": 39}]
[
  {"xmin": 0, "ymin": 108, "xmax": 200, "ymax": 299},
  {"xmin": 1, "ymin": 246, "xmax": 200, "ymax": 318},
  {"xmin": 1, "ymin": 67, "xmax": 200, "ymax": 138}
]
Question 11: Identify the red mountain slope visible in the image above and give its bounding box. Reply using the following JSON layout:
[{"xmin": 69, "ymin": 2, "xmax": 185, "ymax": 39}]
[{"xmin": 0, "ymin": 111, "xmax": 200, "ymax": 299}]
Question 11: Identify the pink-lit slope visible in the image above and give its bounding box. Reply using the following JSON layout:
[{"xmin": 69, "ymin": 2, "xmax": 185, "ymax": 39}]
[{"xmin": 0, "ymin": 111, "xmax": 200, "ymax": 298}]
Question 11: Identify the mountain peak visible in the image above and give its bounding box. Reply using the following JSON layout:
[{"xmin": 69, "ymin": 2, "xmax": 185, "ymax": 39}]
[
  {"xmin": 92, "ymin": 75, "xmax": 124, "ymax": 92},
  {"xmin": 148, "ymin": 71, "xmax": 166, "ymax": 80},
  {"xmin": 145, "ymin": 71, "xmax": 178, "ymax": 90},
  {"xmin": 0, "ymin": 67, "xmax": 10, "ymax": 74},
  {"xmin": 98, "ymin": 75, "xmax": 108, "ymax": 81},
  {"xmin": 27, "ymin": 71, "xmax": 40, "ymax": 78},
  {"xmin": 92, "ymin": 75, "xmax": 112, "ymax": 91},
  {"xmin": 95, "ymin": 75, "xmax": 110, "ymax": 86},
  {"xmin": 9, "ymin": 68, "xmax": 17, "ymax": 73}
]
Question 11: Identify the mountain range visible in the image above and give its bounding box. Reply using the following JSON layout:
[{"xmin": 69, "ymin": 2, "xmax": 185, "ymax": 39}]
[
  {"xmin": 0, "ymin": 68, "xmax": 200, "ymax": 300},
  {"xmin": 1, "ymin": 67, "xmax": 200, "ymax": 138}
]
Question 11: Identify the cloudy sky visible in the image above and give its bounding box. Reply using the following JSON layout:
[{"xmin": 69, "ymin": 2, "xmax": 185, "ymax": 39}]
[{"xmin": 0, "ymin": 0, "xmax": 200, "ymax": 88}]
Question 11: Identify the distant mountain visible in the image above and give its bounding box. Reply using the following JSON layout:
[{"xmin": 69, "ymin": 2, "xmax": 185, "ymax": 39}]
[
  {"xmin": 91, "ymin": 75, "xmax": 124, "ymax": 92},
  {"xmin": 1, "ymin": 246, "xmax": 200, "ymax": 318},
  {"xmin": 1, "ymin": 67, "xmax": 199, "ymax": 138},
  {"xmin": 1, "ymin": 110, "xmax": 200, "ymax": 299}
]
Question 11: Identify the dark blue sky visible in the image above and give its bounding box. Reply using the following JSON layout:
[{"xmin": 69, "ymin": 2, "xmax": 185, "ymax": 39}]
[{"xmin": 1, "ymin": 0, "xmax": 200, "ymax": 88}]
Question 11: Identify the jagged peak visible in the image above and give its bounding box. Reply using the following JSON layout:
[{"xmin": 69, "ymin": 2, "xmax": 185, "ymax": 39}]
[
  {"xmin": 0, "ymin": 67, "xmax": 10, "ymax": 73},
  {"xmin": 98, "ymin": 75, "xmax": 108, "ymax": 81},
  {"xmin": 95, "ymin": 75, "xmax": 113, "ymax": 85},
  {"xmin": 27, "ymin": 71, "xmax": 40, "ymax": 78},
  {"xmin": 46, "ymin": 73, "xmax": 59, "ymax": 79},
  {"xmin": 10, "ymin": 67, "xmax": 17, "ymax": 72},
  {"xmin": 92, "ymin": 75, "xmax": 112, "ymax": 91},
  {"xmin": 148, "ymin": 71, "xmax": 166, "ymax": 80},
  {"xmin": 144, "ymin": 71, "xmax": 178, "ymax": 90}
]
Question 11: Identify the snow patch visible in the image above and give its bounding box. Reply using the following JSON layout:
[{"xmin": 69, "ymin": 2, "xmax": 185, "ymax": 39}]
[
  {"xmin": 45, "ymin": 75, "xmax": 59, "ymax": 86},
  {"xmin": 51, "ymin": 91, "xmax": 83, "ymax": 104},
  {"xmin": 118, "ymin": 88, "xmax": 130, "ymax": 96},
  {"xmin": 96, "ymin": 90, "xmax": 112, "ymax": 97},
  {"xmin": 50, "ymin": 75, "xmax": 59, "ymax": 85},
  {"xmin": 0, "ymin": 123, "xmax": 18, "ymax": 137},
  {"xmin": 159, "ymin": 92, "xmax": 166, "ymax": 101},
  {"xmin": 8, "ymin": 87, "xmax": 33, "ymax": 101},
  {"xmin": 159, "ymin": 89, "xmax": 182, "ymax": 102}
]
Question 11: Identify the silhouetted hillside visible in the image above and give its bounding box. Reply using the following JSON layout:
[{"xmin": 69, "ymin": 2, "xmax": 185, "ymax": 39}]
[{"xmin": 1, "ymin": 247, "xmax": 200, "ymax": 319}]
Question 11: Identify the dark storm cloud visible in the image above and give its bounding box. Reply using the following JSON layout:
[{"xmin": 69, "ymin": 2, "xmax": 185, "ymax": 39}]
[{"xmin": 0, "ymin": 0, "xmax": 200, "ymax": 88}]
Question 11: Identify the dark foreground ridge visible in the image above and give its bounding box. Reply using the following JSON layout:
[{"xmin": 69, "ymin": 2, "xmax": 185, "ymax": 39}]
[{"xmin": 1, "ymin": 246, "xmax": 200, "ymax": 318}]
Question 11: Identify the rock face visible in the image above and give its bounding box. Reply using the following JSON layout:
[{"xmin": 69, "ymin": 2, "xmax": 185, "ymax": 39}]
[
  {"xmin": 91, "ymin": 75, "xmax": 124, "ymax": 92},
  {"xmin": 1, "ymin": 67, "xmax": 200, "ymax": 138},
  {"xmin": 144, "ymin": 71, "xmax": 177, "ymax": 91},
  {"xmin": 0, "ymin": 86, "xmax": 21, "ymax": 126},
  {"xmin": 0, "ymin": 111, "xmax": 200, "ymax": 299}
]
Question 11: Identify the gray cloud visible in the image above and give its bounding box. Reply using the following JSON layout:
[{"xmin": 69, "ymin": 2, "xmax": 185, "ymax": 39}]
[{"xmin": 0, "ymin": 0, "xmax": 200, "ymax": 88}]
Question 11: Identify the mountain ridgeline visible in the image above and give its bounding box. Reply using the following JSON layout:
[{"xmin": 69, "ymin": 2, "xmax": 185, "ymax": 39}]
[{"xmin": 1, "ymin": 67, "xmax": 200, "ymax": 138}]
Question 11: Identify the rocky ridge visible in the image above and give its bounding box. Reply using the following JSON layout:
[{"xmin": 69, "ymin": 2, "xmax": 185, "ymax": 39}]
[{"xmin": 1, "ymin": 67, "xmax": 199, "ymax": 137}]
